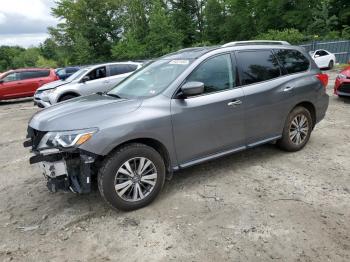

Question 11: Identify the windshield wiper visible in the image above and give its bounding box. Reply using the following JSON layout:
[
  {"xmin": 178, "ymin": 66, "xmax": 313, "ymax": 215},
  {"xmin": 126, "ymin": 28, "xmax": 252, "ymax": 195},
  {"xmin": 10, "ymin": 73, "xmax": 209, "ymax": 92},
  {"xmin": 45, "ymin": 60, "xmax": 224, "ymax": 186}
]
[{"xmin": 105, "ymin": 93, "xmax": 122, "ymax": 99}]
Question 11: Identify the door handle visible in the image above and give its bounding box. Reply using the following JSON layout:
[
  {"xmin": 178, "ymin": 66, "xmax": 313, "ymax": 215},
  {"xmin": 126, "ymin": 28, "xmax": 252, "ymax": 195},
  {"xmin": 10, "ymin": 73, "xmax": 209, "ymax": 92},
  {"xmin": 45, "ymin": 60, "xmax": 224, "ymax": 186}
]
[
  {"xmin": 227, "ymin": 100, "xmax": 242, "ymax": 107},
  {"xmin": 283, "ymin": 86, "xmax": 294, "ymax": 92}
]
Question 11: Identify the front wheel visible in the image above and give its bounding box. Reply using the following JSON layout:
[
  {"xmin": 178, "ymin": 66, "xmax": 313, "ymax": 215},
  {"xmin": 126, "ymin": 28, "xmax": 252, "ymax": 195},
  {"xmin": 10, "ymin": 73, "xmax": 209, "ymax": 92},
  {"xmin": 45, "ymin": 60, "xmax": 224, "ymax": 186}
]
[
  {"xmin": 277, "ymin": 107, "xmax": 313, "ymax": 152},
  {"xmin": 58, "ymin": 94, "xmax": 78, "ymax": 102},
  {"xmin": 98, "ymin": 143, "xmax": 166, "ymax": 211}
]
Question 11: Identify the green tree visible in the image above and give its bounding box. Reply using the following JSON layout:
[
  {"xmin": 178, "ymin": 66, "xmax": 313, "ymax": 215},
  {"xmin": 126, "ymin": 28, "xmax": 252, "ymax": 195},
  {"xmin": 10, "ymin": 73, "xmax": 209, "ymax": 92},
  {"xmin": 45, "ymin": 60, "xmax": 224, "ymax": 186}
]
[
  {"xmin": 145, "ymin": 1, "xmax": 184, "ymax": 57},
  {"xmin": 36, "ymin": 55, "xmax": 58, "ymax": 68},
  {"xmin": 12, "ymin": 48, "xmax": 41, "ymax": 69},
  {"xmin": 256, "ymin": 28, "xmax": 306, "ymax": 44},
  {"xmin": 307, "ymin": 1, "xmax": 338, "ymax": 37},
  {"xmin": 49, "ymin": 0, "xmax": 125, "ymax": 64},
  {"xmin": 170, "ymin": 0, "xmax": 201, "ymax": 46},
  {"xmin": 204, "ymin": 0, "xmax": 225, "ymax": 44}
]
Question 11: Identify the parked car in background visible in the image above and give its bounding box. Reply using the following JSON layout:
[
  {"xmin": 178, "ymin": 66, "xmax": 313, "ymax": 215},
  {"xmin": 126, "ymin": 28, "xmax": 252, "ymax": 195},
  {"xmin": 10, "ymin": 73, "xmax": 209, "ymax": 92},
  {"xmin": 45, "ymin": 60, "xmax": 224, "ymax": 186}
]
[
  {"xmin": 309, "ymin": 49, "xmax": 336, "ymax": 69},
  {"xmin": 334, "ymin": 66, "xmax": 350, "ymax": 97},
  {"xmin": 25, "ymin": 43, "xmax": 329, "ymax": 211},
  {"xmin": 0, "ymin": 68, "xmax": 58, "ymax": 101},
  {"xmin": 55, "ymin": 66, "xmax": 80, "ymax": 80},
  {"xmin": 34, "ymin": 62, "xmax": 142, "ymax": 107}
]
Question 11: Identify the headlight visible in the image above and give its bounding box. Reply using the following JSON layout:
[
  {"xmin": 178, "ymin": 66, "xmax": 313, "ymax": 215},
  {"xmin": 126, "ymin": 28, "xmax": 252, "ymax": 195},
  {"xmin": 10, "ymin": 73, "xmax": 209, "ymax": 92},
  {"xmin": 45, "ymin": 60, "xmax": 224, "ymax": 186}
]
[
  {"xmin": 337, "ymin": 74, "xmax": 347, "ymax": 79},
  {"xmin": 38, "ymin": 128, "xmax": 98, "ymax": 149},
  {"xmin": 42, "ymin": 88, "xmax": 56, "ymax": 95}
]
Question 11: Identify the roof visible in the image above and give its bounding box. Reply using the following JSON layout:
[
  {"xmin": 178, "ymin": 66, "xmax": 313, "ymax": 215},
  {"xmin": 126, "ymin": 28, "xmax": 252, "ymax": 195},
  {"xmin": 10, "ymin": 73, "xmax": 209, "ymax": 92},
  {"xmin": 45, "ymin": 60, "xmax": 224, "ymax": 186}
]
[
  {"xmin": 12, "ymin": 68, "xmax": 52, "ymax": 72},
  {"xmin": 222, "ymin": 40, "xmax": 291, "ymax": 47},
  {"xmin": 161, "ymin": 46, "xmax": 220, "ymax": 60}
]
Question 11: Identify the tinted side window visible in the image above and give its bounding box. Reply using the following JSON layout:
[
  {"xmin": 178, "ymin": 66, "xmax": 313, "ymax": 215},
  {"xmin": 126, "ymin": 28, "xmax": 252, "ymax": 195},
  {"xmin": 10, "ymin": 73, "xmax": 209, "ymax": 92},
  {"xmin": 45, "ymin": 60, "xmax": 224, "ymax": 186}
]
[
  {"xmin": 187, "ymin": 54, "xmax": 235, "ymax": 94},
  {"xmin": 87, "ymin": 67, "xmax": 106, "ymax": 80},
  {"xmin": 275, "ymin": 49, "xmax": 310, "ymax": 74},
  {"xmin": 236, "ymin": 50, "xmax": 281, "ymax": 85},
  {"xmin": 315, "ymin": 50, "xmax": 328, "ymax": 57},
  {"xmin": 110, "ymin": 64, "xmax": 136, "ymax": 76},
  {"xmin": 20, "ymin": 70, "xmax": 50, "ymax": 80}
]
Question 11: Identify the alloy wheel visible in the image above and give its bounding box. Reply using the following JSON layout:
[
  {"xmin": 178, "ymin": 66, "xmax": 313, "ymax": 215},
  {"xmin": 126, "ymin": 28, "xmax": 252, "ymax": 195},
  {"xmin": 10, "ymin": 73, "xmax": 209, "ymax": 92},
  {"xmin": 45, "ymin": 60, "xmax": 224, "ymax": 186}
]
[
  {"xmin": 289, "ymin": 114, "xmax": 309, "ymax": 145},
  {"xmin": 114, "ymin": 157, "xmax": 157, "ymax": 202}
]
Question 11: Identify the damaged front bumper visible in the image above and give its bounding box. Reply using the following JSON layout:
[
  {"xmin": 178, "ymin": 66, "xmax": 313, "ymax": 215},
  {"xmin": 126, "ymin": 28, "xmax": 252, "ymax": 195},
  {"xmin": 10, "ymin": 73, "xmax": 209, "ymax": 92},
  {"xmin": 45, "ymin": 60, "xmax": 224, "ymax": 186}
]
[{"xmin": 24, "ymin": 129, "xmax": 98, "ymax": 194}]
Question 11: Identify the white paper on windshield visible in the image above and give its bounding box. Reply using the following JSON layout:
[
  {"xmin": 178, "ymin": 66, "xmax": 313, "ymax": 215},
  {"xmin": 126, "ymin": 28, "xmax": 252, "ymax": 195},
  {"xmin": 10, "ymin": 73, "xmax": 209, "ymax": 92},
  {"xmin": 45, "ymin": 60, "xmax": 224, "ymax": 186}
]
[{"xmin": 169, "ymin": 60, "xmax": 189, "ymax": 65}]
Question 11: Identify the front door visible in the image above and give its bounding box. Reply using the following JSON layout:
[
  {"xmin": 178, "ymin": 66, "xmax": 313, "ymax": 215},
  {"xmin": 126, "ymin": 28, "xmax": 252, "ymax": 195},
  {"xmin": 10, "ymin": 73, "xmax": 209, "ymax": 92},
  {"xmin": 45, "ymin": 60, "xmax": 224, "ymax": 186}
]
[
  {"xmin": 171, "ymin": 53, "xmax": 246, "ymax": 165},
  {"xmin": 0, "ymin": 72, "xmax": 24, "ymax": 99},
  {"xmin": 80, "ymin": 66, "xmax": 108, "ymax": 95}
]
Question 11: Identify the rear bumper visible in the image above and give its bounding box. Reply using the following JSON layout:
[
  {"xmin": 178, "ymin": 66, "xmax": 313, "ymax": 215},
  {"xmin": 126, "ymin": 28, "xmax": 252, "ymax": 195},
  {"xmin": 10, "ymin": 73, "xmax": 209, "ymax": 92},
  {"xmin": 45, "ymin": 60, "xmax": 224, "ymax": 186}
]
[{"xmin": 315, "ymin": 92, "xmax": 329, "ymax": 124}]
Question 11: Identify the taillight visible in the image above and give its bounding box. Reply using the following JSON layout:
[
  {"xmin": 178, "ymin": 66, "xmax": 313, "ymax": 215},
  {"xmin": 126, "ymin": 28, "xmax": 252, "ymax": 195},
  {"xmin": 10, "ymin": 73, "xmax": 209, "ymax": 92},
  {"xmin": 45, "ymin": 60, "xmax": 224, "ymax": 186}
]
[{"xmin": 316, "ymin": 73, "xmax": 328, "ymax": 90}]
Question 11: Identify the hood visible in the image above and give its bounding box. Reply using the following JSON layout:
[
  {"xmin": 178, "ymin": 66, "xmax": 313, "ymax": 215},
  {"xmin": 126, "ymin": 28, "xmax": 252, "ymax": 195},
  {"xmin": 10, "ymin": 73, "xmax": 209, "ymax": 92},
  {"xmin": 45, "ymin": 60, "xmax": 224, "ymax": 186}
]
[
  {"xmin": 29, "ymin": 94, "xmax": 142, "ymax": 131},
  {"xmin": 341, "ymin": 66, "xmax": 350, "ymax": 77},
  {"xmin": 37, "ymin": 80, "xmax": 70, "ymax": 91}
]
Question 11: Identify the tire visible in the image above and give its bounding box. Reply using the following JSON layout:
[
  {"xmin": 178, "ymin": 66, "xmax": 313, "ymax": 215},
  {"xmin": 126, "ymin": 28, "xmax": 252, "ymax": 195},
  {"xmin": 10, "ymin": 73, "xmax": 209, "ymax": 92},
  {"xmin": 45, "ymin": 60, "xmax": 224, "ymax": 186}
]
[
  {"xmin": 98, "ymin": 143, "xmax": 166, "ymax": 211},
  {"xmin": 277, "ymin": 106, "xmax": 313, "ymax": 152},
  {"xmin": 328, "ymin": 60, "xmax": 334, "ymax": 70},
  {"xmin": 59, "ymin": 94, "xmax": 78, "ymax": 102}
]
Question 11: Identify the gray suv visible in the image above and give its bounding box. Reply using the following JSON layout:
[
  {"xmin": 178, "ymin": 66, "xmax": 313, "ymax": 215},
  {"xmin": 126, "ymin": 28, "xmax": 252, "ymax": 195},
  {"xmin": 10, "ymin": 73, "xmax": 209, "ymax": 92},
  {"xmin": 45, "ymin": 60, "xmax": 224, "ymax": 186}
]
[{"xmin": 24, "ymin": 43, "xmax": 329, "ymax": 211}]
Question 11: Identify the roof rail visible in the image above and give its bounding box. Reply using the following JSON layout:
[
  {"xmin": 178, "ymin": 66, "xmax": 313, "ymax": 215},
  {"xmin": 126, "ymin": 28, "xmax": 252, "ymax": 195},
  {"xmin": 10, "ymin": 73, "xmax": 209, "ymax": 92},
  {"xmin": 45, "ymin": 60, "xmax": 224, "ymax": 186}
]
[{"xmin": 222, "ymin": 40, "xmax": 291, "ymax": 47}]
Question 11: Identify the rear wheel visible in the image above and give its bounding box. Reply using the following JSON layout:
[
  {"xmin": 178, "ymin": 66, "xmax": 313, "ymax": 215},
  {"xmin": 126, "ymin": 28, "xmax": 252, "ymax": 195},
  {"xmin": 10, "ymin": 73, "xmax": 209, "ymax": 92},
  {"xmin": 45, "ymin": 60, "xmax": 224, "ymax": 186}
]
[
  {"xmin": 98, "ymin": 143, "xmax": 166, "ymax": 211},
  {"xmin": 277, "ymin": 107, "xmax": 312, "ymax": 152},
  {"xmin": 328, "ymin": 60, "xmax": 334, "ymax": 70}
]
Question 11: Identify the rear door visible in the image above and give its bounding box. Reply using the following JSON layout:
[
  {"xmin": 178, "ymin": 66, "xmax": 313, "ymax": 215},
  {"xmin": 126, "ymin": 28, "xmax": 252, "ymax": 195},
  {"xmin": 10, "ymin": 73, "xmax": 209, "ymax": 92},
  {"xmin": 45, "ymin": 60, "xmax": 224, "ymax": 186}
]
[
  {"xmin": 236, "ymin": 49, "xmax": 291, "ymax": 145},
  {"xmin": 171, "ymin": 53, "xmax": 246, "ymax": 165},
  {"xmin": 20, "ymin": 70, "xmax": 51, "ymax": 95}
]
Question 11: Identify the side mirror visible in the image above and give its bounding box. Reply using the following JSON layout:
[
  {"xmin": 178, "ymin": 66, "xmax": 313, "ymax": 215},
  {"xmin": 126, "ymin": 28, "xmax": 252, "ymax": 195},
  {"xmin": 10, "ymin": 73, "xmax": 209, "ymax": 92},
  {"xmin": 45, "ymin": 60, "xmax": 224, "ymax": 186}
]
[
  {"xmin": 81, "ymin": 76, "xmax": 90, "ymax": 83},
  {"xmin": 181, "ymin": 81, "xmax": 204, "ymax": 97},
  {"xmin": 314, "ymin": 54, "xmax": 320, "ymax": 58}
]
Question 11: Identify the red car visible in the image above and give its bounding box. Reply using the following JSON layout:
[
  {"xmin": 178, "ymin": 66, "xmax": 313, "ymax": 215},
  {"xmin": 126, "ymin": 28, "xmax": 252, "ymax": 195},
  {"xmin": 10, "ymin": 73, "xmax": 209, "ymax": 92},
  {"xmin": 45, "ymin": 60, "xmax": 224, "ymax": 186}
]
[
  {"xmin": 334, "ymin": 66, "xmax": 350, "ymax": 98},
  {"xmin": 0, "ymin": 68, "xmax": 58, "ymax": 101}
]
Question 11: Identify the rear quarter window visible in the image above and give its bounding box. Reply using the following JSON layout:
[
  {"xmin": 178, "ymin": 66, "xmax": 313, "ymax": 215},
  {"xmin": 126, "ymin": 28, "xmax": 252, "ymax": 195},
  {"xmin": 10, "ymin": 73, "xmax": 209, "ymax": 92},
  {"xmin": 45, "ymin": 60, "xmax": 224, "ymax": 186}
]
[
  {"xmin": 236, "ymin": 50, "xmax": 281, "ymax": 85},
  {"xmin": 274, "ymin": 49, "xmax": 310, "ymax": 74},
  {"xmin": 110, "ymin": 64, "xmax": 137, "ymax": 76}
]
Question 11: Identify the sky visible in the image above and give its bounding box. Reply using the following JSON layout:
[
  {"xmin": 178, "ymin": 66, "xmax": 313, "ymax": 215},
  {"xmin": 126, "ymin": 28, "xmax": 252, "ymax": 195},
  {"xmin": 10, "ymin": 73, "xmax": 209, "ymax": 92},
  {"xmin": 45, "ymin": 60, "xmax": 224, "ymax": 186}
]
[{"xmin": 0, "ymin": 0, "xmax": 58, "ymax": 48}]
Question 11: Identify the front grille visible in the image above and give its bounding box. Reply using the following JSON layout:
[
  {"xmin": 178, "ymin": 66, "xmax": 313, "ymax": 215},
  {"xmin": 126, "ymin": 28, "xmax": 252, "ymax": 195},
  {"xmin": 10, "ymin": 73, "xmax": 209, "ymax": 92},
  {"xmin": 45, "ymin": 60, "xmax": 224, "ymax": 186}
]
[
  {"xmin": 338, "ymin": 83, "xmax": 350, "ymax": 94},
  {"xmin": 27, "ymin": 127, "xmax": 47, "ymax": 150}
]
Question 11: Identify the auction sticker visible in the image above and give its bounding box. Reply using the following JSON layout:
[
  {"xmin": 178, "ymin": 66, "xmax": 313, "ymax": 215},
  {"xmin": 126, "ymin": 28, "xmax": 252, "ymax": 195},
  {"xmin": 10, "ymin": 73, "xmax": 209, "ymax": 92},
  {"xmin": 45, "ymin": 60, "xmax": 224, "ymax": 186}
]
[{"xmin": 169, "ymin": 60, "xmax": 189, "ymax": 65}]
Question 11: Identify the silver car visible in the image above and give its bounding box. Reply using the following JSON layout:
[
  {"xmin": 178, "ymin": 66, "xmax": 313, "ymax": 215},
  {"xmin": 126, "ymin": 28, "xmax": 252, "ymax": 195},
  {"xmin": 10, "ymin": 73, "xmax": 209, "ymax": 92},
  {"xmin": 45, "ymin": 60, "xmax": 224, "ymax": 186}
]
[
  {"xmin": 34, "ymin": 62, "xmax": 142, "ymax": 108},
  {"xmin": 25, "ymin": 43, "xmax": 329, "ymax": 211}
]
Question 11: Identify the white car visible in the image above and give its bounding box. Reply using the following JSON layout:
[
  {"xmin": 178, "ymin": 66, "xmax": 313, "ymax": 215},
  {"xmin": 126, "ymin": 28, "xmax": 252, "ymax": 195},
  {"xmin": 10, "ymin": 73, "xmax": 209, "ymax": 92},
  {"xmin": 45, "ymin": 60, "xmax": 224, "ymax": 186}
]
[
  {"xmin": 34, "ymin": 62, "xmax": 142, "ymax": 108},
  {"xmin": 309, "ymin": 49, "xmax": 336, "ymax": 69}
]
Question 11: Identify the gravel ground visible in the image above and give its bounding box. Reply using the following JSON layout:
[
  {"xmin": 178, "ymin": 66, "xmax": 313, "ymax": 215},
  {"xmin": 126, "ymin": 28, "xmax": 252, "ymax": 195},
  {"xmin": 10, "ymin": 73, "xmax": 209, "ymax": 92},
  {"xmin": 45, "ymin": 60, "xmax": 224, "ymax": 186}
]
[{"xmin": 0, "ymin": 70, "xmax": 349, "ymax": 262}]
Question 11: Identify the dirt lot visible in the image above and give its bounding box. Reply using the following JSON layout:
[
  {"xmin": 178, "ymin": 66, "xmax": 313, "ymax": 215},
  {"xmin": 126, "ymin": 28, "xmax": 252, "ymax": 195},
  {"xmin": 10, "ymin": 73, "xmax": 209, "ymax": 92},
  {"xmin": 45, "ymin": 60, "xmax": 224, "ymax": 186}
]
[{"xmin": 0, "ymin": 70, "xmax": 349, "ymax": 262}]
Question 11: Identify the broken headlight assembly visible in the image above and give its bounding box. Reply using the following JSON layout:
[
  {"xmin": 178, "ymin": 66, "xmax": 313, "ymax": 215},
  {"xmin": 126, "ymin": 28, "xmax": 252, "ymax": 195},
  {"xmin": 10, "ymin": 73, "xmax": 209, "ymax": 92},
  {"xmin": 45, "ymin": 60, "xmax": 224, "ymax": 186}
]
[{"xmin": 37, "ymin": 128, "xmax": 98, "ymax": 150}]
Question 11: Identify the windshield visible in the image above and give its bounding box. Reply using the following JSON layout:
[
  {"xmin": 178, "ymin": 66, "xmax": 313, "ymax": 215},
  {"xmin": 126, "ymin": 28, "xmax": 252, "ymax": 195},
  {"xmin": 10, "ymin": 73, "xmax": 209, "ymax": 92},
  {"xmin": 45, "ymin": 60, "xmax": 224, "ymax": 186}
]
[
  {"xmin": 65, "ymin": 68, "xmax": 88, "ymax": 82},
  {"xmin": 108, "ymin": 59, "xmax": 192, "ymax": 98}
]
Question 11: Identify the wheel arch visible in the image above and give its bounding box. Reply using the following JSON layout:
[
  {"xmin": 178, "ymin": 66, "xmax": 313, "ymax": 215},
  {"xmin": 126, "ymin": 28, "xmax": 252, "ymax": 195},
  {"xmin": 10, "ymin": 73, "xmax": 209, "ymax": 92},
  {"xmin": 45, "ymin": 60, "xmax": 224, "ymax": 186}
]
[
  {"xmin": 57, "ymin": 91, "xmax": 80, "ymax": 102},
  {"xmin": 106, "ymin": 138, "xmax": 173, "ymax": 179},
  {"xmin": 292, "ymin": 101, "xmax": 316, "ymax": 128}
]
